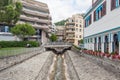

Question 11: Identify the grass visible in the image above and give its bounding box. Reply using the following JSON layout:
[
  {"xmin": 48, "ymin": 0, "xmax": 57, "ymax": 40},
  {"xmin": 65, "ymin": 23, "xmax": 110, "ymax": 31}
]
[{"xmin": 0, "ymin": 47, "xmax": 36, "ymax": 58}]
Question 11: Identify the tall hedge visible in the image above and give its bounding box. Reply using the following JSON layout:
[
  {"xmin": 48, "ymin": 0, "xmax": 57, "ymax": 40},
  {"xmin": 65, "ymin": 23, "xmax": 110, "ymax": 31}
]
[{"xmin": 0, "ymin": 41, "xmax": 39, "ymax": 48}]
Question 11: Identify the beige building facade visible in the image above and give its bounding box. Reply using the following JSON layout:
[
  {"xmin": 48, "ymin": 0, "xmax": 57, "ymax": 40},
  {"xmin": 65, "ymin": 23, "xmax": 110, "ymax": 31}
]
[
  {"xmin": 18, "ymin": 0, "xmax": 52, "ymax": 44},
  {"xmin": 56, "ymin": 26, "xmax": 65, "ymax": 41},
  {"xmin": 65, "ymin": 14, "xmax": 84, "ymax": 46}
]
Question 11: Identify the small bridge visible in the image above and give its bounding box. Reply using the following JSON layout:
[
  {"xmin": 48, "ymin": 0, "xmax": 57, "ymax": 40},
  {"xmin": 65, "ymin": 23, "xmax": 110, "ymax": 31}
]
[{"xmin": 44, "ymin": 42, "xmax": 72, "ymax": 54}]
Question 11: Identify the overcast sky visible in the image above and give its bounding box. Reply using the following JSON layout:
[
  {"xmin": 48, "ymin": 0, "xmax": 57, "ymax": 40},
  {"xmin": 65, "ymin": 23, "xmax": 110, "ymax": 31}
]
[{"xmin": 36, "ymin": 0, "xmax": 92, "ymax": 23}]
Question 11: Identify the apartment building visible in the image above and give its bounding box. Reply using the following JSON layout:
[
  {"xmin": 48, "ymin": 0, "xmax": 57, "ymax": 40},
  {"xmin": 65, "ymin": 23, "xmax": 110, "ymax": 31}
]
[
  {"xmin": 84, "ymin": 0, "xmax": 120, "ymax": 54},
  {"xmin": 0, "ymin": 0, "xmax": 52, "ymax": 44},
  {"xmin": 56, "ymin": 26, "xmax": 65, "ymax": 41},
  {"xmin": 65, "ymin": 14, "xmax": 84, "ymax": 46},
  {"xmin": 19, "ymin": 0, "xmax": 52, "ymax": 44}
]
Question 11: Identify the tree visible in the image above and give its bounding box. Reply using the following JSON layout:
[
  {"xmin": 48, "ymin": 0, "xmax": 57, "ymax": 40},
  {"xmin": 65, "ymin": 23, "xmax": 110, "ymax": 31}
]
[
  {"xmin": 0, "ymin": 0, "xmax": 22, "ymax": 25},
  {"xmin": 50, "ymin": 34, "xmax": 57, "ymax": 42},
  {"xmin": 79, "ymin": 39, "xmax": 83, "ymax": 44},
  {"xmin": 55, "ymin": 19, "xmax": 67, "ymax": 26},
  {"xmin": 11, "ymin": 23, "xmax": 36, "ymax": 41}
]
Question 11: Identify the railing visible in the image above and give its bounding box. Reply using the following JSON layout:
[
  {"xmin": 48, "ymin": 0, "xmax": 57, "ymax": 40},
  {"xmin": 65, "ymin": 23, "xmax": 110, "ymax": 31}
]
[
  {"xmin": 20, "ymin": 15, "xmax": 50, "ymax": 24},
  {"xmin": 45, "ymin": 42, "xmax": 72, "ymax": 46},
  {"xmin": 22, "ymin": 8, "xmax": 49, "ymax": 17}
]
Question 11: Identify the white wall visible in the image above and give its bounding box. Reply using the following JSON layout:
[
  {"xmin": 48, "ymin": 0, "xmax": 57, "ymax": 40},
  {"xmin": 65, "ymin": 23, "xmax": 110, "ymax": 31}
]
[
  {"xmin": 0, "ymin": 35, "xmax": 18, "ymax": 41},
  {"xmin": 41, "ymin": 30, "xmax": 48, "ymax": 44},
  {"xmin": 84, "ymin": 0, "xmax": 120, "ymax": 37}
]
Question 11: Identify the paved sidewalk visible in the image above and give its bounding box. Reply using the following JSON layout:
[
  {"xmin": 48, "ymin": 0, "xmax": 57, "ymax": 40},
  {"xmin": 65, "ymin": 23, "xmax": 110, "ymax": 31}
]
[
  {"xmin": 67, "ymin": 50, "xmax": 119, "ymax": 80},
  {"xmin": 0, "ymin": 51, "xmax": 53, "ymax": 80}
]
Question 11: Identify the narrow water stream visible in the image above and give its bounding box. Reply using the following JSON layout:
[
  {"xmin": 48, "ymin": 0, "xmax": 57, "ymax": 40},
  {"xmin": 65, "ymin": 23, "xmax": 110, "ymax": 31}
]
[{"xmin": 49, "ymin": 54, "xmax": 66, "ymax": 80}]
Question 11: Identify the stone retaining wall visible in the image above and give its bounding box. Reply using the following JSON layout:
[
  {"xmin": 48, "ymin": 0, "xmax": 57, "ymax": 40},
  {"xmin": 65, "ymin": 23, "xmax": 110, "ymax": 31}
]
[
  {"xmin": 0, "ymin": 47, "xmax": 45, "ymax": 72},
  {"xmin": 82, "ymin": 53, "xmax": 120, "ymax": 78}
]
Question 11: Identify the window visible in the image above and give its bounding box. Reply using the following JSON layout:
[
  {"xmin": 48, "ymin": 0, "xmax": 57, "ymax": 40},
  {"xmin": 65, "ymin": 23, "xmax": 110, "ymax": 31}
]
[
  {"xmin": 76, "ymin": 28, "xmax": 78, "ymax": 32},
  {"xmin": 0, "ymin": 26, "xmax": 10, "ymax": 32},
  {"xmin": 80, "ymin": 20, "xmax": 81, "ymax": 23},
  {"xmin": 85, "ymin": 14, "xmax": 92, "ymax": 27},
  {"xmin": 111, "ymin": 0, "xmax": 120, "ymax": 10},
  {"xmin": 79, "ymin": 29, "xmax": 81, "ymax": 32},
  {"xmin": 76, "ymin": 24, "xmax": 78, "ymax": 27},
  {"xmin": 88, "ymin": 39, "xmax": 89, "ymax": 43},
  {"xmin": 76, "ymin": 35, "xmax": 78, "ymax": 38},
  {"xmin": 94, "ymin": 1, "xmax": 106, "ymax": 21},
  {"xmin": 91, "ymin": 38, "xmax": 93, "ymax": 43},
  {"xmin": 79, "ymin": 35, "xmax": 81, "ymax": 38},
  {"xmin": 80, "ymin": 25, "xmax": 82, "ymax": 27}
]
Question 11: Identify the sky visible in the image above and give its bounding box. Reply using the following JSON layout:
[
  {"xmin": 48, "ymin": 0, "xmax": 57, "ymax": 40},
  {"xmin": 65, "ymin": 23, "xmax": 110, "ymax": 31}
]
[{"xmin": 36, "ymin": 0, "xmax": 92, "ymax": 23}]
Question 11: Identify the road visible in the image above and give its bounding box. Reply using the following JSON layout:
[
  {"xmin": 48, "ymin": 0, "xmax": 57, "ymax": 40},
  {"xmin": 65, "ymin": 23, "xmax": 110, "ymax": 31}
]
[{"xmin": 0, "ymin": 50, "xmax": 119, "ymax": 80}]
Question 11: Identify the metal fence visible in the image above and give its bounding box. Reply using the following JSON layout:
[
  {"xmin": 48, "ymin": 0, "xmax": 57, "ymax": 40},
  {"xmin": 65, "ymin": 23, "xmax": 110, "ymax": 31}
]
[{"xmin": 45, "ymin": 42, "xmax": 72, "ymax": 46}]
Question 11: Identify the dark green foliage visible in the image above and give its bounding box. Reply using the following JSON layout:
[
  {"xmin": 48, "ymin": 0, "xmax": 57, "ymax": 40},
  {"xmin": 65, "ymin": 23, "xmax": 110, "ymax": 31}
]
[
  {"xmin": 0, "ymin": 0, "xmax": 22, "ymax": 24},
  {"xmin": 50, "ymin": 34, "xmax": 57, "ymax": 42},
  {"xmin": 11, "ymin": 23, "xmax": 36, "ymax": 40},
  {"xmin": 0, "ymin": 41, "xmax": 39, "ymax": 48},
  {"xmin": 55, "ymin": 19, "xmax": 67, "ymax": 26},
  {"xmin": 79, "ymin": 39, "xmax": 83, "ymax": 44},
  {"xmin": 73, "ymin": 45, "xmax": 81, "ymax": 50}
]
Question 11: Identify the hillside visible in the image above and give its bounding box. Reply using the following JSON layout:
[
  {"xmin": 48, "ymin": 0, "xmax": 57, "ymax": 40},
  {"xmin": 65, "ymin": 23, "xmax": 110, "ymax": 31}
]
[{"xmin": 54, "ymin": 19, "xmax": 67, "ymax": 26}]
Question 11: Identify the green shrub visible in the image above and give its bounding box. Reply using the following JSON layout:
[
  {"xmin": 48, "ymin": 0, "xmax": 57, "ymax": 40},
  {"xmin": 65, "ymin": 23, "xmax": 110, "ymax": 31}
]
[
  {"xmin": 73, "ymin": 45, "xmax": 81, "ymax": 50},
  {"xmin": 0, "ymin": 41, "xmax": 39, "ymax": 48}
]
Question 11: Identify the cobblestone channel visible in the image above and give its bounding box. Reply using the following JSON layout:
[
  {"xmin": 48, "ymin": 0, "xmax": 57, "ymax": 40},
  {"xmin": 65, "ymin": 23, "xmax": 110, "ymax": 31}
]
[
  {"xmin": 0, "ymin": 50, "xmax": 119, "ymax": 80},
  {"xmin": 0, "ymin": 51, "xmax": 54, "ymax": 80}
]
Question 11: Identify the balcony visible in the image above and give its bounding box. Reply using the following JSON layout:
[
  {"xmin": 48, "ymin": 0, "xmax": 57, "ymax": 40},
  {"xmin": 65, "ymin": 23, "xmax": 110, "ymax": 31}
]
[
  {"xmin": 66, "ymin": 36, "xmax": 74, "ymax": 40},
  {"xmin": 20, "ymin": 15, "xmax": 34, "ymax": 22},
  {"xmin": 20, "ymin": 15, "xmax": 51, "ymax": 24},
  {"xmin": 65, "ymin": 22, "xmax": 75, "ymax": 25},
  {"xmin": 65, "ymin": 26, "xmax": 74, "ymax": 29},
  {"xmin": 56, "ymin": 32, "xmax": 64, "ymax": 36},
  {"xmin": 33, "ymin": 24, "xmax": 49, "ymax": 29},
  {"xmin": 21, "ymin": 1, "xmax": 49, "ymax": 12},
  {"xmin": 66, "ymin": 30, "xmax": 75, "ymax": 33},
  {"xmin": 22, "ymin": 8, "xmax": 50, "ymax": 18},
  {"xmin": 66, "ymin": 39, "xmax": 74, "ymax": 43}
]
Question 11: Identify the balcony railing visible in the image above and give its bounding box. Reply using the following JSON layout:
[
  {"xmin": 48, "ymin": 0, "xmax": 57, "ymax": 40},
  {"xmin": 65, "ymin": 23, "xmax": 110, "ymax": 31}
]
[
  {"xmin": 33, "ymin": 24, "xmax": 49, "ymax": 29},
  {"xmin": 66, "ymin": 36, "xmax": 74, "ymax": 40},
  {"xmin": 21, "ymin": 1, "xmax": 49, "ymax": 12},
  {"xmin": 66, "ymin": 30, "xmax": 75, "ymax": 33},
  {"xmin": 22, "ymin": 8, "xmax": 50, "ymax": 18},
  {"xmin": 65, "ymin": 26, "xmax": 74, "ymax": 29},
  {"xmin": 20, "ymin": 15, "xmax": 51, "ymax": 24},
  {"xmin": 65, "ymin": 22, "xmax": 75, "ymax": 25}
]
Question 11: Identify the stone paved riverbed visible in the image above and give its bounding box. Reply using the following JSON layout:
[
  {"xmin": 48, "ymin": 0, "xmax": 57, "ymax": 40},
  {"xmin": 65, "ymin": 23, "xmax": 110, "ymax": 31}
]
[
  {"xmin": 0, "ymin": 51, "xmax": 54, "ymax": 80},
  {"xmin": 0, "ymin": 50, "xmax": 119, "ymax": 80},
  {"xmin": 67, "ymin": 50, "xmax": 119, "ymax": 80}
]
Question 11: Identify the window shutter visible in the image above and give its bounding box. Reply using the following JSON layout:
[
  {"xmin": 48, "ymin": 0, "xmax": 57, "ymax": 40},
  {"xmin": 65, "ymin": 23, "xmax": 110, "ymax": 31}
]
[
  {"xmin": 100, "ymin": 7, "xmax": 103, "ymax": 17},
  {"xmin": 119, "ymin": 0, "xmax": 120, "ymax": 5},
  {"xmin": 111, "ymin": 0, "xmax": 116, "ymax": 10},
  {"xmin": 114, "ymin": 0, "xmax": 116, "ymax": 9},
  {"xmin": 90, "ymin": 15, "xmax": 91, "ymax": 24},
  {"xmin": 111, "ymin": 0, "xmax": 112, "ymax": 10},
  {"xmin": 103, "ymin": 1, "xmax": 106, "ymax": 16},
  {"xmin": 94, "ymin": 11, "xmax": 96, "ymax": 21},
  {"xmin": 85, "ymin": 20, "xmax": 86, "ymax": 27}
]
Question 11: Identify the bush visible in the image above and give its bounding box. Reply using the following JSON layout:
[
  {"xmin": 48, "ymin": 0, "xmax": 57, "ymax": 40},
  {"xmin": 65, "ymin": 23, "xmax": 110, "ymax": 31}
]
[
  {"xmin": 0, "ymin": 41, "xmax": 39, "ymax": 48},
  {"xmin": 73, "ymin": 45, "xmax": 81, "ymax": 50}
]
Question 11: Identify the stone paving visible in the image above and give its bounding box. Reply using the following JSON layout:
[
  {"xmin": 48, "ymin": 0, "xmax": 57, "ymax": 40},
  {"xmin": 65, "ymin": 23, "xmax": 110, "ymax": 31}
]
[
  {"xmin": 0, "ymin": 51, "xmax": 54, "ymax": 80},
  {"xmin": 0, "ymin": 49, "xmax": 120, "ymax": 80},
  {"xmin": 0, "ymin": 47, "xmax": 44, "ymax": 72},
  {"xmin": 67, "ymin": 50, "xmax": 119, "ymax": 80}
]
